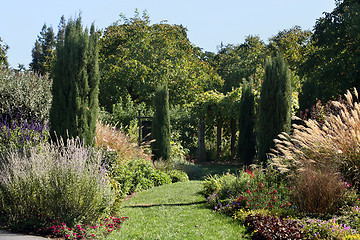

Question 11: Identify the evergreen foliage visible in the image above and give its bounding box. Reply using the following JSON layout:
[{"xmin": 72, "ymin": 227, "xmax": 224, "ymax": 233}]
[
  {"xmin": 30, "ymin": 24, "xmax": 55, "ymax": 75},
  {"xmin": 49, "ymin": 16, "xmax": 99, "ymax": 146},
  {"xmin": 0, "ymin": 37, "xmax": 9, "ymax": 68},
  {"xmin": 151, "ymin": 83, "xmax": 171, "ymax": 160},
  {"xmin": 257, "ymin": 54, "xmax": 292, "ymax": 163},
  {"xmin": 237, "ymin": 79, "xmax": 256, "ymax": 165}
]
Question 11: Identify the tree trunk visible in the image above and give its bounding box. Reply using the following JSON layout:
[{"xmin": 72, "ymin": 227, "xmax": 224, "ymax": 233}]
[
  {"xmin": 198, "ymin": 117, "xmax": 205, "ymax": 162},
  {"xmin": 230, "ymin": 118, "xmax": 237, "ymax": 160},
  {"xmin": 216, "ymin": 119, "xmax": 222, "ymax": 160}
]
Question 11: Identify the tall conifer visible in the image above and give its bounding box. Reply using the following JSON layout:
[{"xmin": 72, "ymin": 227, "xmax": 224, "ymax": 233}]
[
  {"xmin": 237, "ymin": 79, "xmax": 256, "ymax": 165},
  {"xmin": 151, "ymin": 83, "xmax": 171, "ymax": 160},
  {"xmin": 50, "ymin": 16, "xmax": 99, "ymax": 146},
  {"xmin": 257, "ymin": 54, "xmax": 292, "ymax": 164}
]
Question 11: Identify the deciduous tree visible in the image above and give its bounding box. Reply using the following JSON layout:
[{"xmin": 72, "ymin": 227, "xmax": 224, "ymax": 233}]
[{"xmin": 99, "ymin": 11, "xmax": 222, "ymax": 111}]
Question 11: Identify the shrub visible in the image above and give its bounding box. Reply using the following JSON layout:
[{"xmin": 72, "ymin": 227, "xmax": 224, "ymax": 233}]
[
  {"xmin": 291, "ymin": 168, "xmax": 347, "ymax": 215},
  {"xmin": 166, "ymin": 170, "xmax": 189, "ymax": 183},
  {"xmin": 244, "ymin": 214, "xmax": 303, "ymax": 239},
  {"xmin": 203, "ymin": 167, "xmax": 293, "ymax": 215},
  {"xmin": 0, "ymin": 137, "xmax": 114, "ymax": 230},
  {"xmin": 0, "ymin": 69, "xmax": 52, "ymax": 123},
  {"xmin": 153, "ymin": 144, "xmax": 202, "ymax": 180},
  {"xmin": 272, "ymin": 89, "xmax": 360, "ymax": 188},
  {"xmin": 111, "ymin": 158, "xmax": 172, "ymax": 198}
]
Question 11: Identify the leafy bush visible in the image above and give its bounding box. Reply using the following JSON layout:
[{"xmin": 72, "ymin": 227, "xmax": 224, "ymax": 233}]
[
  {"xmin": 0, "ymin": 137, "xmax": 114, "ymax": 230},
  {"xmin": 0, "ymin": 69, "xmax": 52, "ymax": 123},
  {"xmin": 153, "ymin": 145, "xmax": 202, "ymax": 180},
  {"xmin": 166, "ymin": 169, "xmax": 189, "ymax": 183},
  {"xmin": 100, "ymin": 94, "xmax": 152, "ymax": 132},
  {"xmin": 111, "ymin": 158, "xmax": 172, "ymax": 198},
  {"xmin": 203, "ymin": 167, "xmax": 293, "ymax": 215},
  {"xmin": 244, "ymin": 214, "xmax": 303, "ymax": 239}
]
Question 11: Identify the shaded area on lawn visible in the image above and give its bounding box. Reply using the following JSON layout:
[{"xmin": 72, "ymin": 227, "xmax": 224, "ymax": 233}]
[
  {"xmin": 124, "ymin": 200, "xmax": 207, "ymax": 208},
  {"xmin": 196, "ymin": 163, "xmax": 244, "ymax": 180}
]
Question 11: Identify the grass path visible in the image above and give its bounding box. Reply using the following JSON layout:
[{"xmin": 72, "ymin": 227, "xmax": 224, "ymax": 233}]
[{"xmin": 109, "ymin": 181, "xmax": 248, "ymax": 240}]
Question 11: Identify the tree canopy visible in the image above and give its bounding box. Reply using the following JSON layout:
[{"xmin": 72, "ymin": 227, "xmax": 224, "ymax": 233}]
[
  {"xmin": 0, "ymin": 37, "xmax": 9, "ymax": 68},
  {"xmin": 299, "ymin": 0, "xmax": 360, "ymax": 109},
  {"xmin": 99, "ymin": 11, "xmax": 223, "ymax": 111}
]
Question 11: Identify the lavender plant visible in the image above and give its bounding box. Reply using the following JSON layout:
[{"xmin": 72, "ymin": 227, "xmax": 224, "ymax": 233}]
[
  {"xmin": 0, "ymin": 137, "xmax": 114, "ymax": 231},
  {"xmin": 0, "ymin": 111, "xmax": 48, "ymax": 153}
]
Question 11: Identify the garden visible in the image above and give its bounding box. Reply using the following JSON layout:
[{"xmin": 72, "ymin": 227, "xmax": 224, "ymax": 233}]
[{"xmin": 1, "ymin": 1, "xmax": 360, "ymax": 239}]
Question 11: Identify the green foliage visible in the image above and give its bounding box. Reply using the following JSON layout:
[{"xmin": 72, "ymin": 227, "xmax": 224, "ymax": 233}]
[
  {"xmin": 30, "ymin": 24, "xmax": 56, "ymax": 75},
  {"xmin": 166, "ymin": 169, "xmax": 189, "ymax": 183},
  {"xmin": 0, "ymin": 137, "xmax": 114, "ymax": 230},
  {"xmin": 151, "ymin": 83, "xmax": 171, "ymax": 160},
  {"xmin": 210, "ymin": 36, "xmax": 266, "ymax": 94},
  {"xmin": 0, "ymin": 68, "xmax": 52, "ymax": 123},
  {"xmin": 237, "ymin": 79, "xmax": 255, "ymax": 164},
  {"xmin": 50, "ymin": 16, "xmax": 100, "ymax": 146},
  {"xmin": 0, "ymin": 37, "xmax": 9, "ymax": 67},
  {"xmin": 299, "ymin": 0, "xmax": 360, "ymax": 109},
  {"xmin": 99, "ymin": 11, "xmax": 222, "ymax": 110},
  {"xmin": 101, "ymin": 94, "xmax": 152, "ymax": 131},
  {"xmin": 110, "ymin": 159, "xmax": 172, "ymax": 198},
  {"xmin": 267, "ymin": 26, "xmax": 312, "ymax": 75},
  {"xmin": 257, "ymin": 54, "xmax": 292, "ymax": 163},
  {"xmin": 203, "ymin": 167, "xmax": 293, "ymax": 216}
]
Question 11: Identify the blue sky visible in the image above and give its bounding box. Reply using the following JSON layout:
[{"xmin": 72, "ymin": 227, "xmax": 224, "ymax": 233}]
[{"xmin": 1, "ymin": 0, "xmax": 335, "ymax": 68}]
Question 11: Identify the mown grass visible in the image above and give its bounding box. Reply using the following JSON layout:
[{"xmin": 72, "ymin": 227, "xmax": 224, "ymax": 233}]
[{"xmin": 110, "ymin": 181, "xmax": 248, "ymax": 240}]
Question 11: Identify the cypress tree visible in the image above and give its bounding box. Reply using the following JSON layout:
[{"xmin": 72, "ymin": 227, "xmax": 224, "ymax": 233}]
[
  {"xmin": 151, "ymin": 83, "xmax": 171, "ymax": 160},
  {"xmin": 237, "ymin": 79, "xmax": 256, "ymax": 165},
  {"xmin": 49, "ymin": 16, "xmax": 99, "ymax": 146},
  {"xmin": 257, "ymin": 54, "xmax": 292, "ymax": 164}
]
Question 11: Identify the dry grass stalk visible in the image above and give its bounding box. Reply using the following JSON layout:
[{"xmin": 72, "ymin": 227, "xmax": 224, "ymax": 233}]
[
  {"xmin": 271, "ymin": 89, "xmax": 360, "ymax": 186},
  {"xmin": 96, "ymin": 121, "xmax": 151, "ymax": 164}
]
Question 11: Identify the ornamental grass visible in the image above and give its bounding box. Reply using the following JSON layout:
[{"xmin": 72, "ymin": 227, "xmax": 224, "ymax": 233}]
[{"xmin": 272, "ymin": 88, "xmax": 360, "ymax": 188}]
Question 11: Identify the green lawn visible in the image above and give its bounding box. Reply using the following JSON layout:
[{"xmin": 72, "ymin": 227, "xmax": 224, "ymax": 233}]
[
  {"xmin": 110, "ymin": 181, "xmax": 248, "ymax": 240},
  {"xmin": 197, "ymin": 164, "xmax": 243, "ymax": 180}
]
